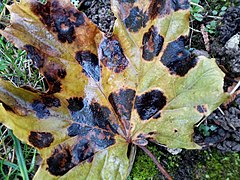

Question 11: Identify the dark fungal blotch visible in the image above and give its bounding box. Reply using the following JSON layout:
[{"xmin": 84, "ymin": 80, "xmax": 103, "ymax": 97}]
[
  {"xmin": 108, "ymin": 89, "xmax": 136, "ymax": 130},
  {"xmin": 43, "ymin": 63, "xmax": 67, "ymax": 93},
  {"xmin": 75, "ymin": 51, "xmax": 100, "ymax": 82},
  {"xmin": 142, "ymin": 26, "xmax": 164, "ymax": 61},
  {"xmin": 134, "ymin": 90, "xmax": 167, "ymax": 120},
  {"xmin": 44, "ymin": 72, "xmax": 63, "ymax": 93},
  {"xmin": 31, "ymin": 0, "xmax": 85, "ymax": 43},
  {"xmin": 42, "ymin": 95, "xmax": 61, "ymax": 108},
  {"xmin": 28, "ymin": 131, "xmax": 54, "ymax": 149},
  {"xmin": 31, "ymin": 100, "xmax": 50, "ymax": 119},
  {"xmin": 148, "ymin": 0, "xmax": 166, "ymax": 20},
  {"xmin": 171, "ymin": 0, "xmax": 189, "ymax": 11},
  {"xmin": 124, "ymin": 6, "xmax": 148, "ymax": 32},
  {"xmin": 196, "ymin": 105, "xmax": 208, "ymax": 113},
  {"xmin": 47, "ymin": 145, "xmax": 75, "ymax": 176},
  {"xmin": 67, "ymin": 123, "xmax": 92, "ymax": 137},
  {"xmin": 24, "ymin": 45, "xmax": 44, "ymax": 68},
  {"xmin": 57, "ymin": 68, "xmax": 67, "ymax": 79},
  {"xmin": 67, "ymin": 97, "xmax": 84, "ymax": 112},
  {"xmin": 72, "ymin": 139, "xmax": 94, "ymax": 164},
  {"xmin": 161, "ymin": 37, "xmax": 197, "ymax": 76},
  {"xmin": 148, "ymin": 0, "xmax": 189, "ymax": 19},
  {"xmin": 120, "ymin": 0, "xmax": 136, "ymax": 3},
  {"xmin": 99, "ymin": 37, "xmax": 129, "ymax": 73},
  {"xmin": 67, "ymin": 99, "xmax": 118, "ymax": 134}
]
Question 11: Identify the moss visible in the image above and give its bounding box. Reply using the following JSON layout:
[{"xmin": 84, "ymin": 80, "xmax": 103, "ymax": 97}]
[
  {"xmin": 129, "ymin": 144, "xmax": 161, "ymax": 180},
  {"xmin": 200, "ymin": 150, "xmax": 240, "ymax": 179},
  {"xmin": 129, "ymin": 144, "xmax": 240, "ymax": 179}
]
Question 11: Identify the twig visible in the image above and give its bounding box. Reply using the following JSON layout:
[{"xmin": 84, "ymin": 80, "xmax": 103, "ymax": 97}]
[{"xmin": 138, "ymin": 145, "xmax": 173, "ymax": 180}]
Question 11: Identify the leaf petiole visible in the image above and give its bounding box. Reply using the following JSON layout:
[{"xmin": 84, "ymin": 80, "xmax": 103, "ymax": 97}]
[{"xmin": 138, "ymin": 145, "xmax": 173, "ymax": 180}]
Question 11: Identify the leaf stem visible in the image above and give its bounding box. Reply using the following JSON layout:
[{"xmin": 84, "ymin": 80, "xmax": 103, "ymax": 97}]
[{"xmin": 138, "ymin": 145, "xmax": 173, "ymax": 180}]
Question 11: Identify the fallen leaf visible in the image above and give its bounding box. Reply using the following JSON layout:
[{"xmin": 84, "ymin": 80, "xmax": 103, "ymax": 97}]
[{"xmin": 0, "ymin": 0, "xmax": 228, "ymax": 179}]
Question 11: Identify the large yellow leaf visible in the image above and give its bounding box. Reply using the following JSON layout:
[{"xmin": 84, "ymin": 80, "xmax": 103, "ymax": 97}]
[{"xmin": 0, "ymin": 0, "xmax": 228, "ymax": 179}]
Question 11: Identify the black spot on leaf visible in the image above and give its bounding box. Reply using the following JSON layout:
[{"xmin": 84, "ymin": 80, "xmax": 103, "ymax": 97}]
[
  {"xmin": 31, "ymin": 1, "xmax": 85, "ymax": 43},
  {"xmin": 120, "ymin": 0, "xmax": 136, "ymax": 3},
  {"xmin": 72, "ymin": 12, "xmax": 85, "ymax": 27},
  {"xmin": 28, "ymin": 131, "xmax": 54, "ymax": 148},
  {"xmin": 54, "ymin": 16, "xmax": 75, "ymax": 43},
  {"xmin": 149, "ymin": 0, "xmax": 189, "ymax": 19},
  {"xmin": 171, "ymin": 0, "xmax": 189, "ymax": 11},
  {"xmin": 196, "ymin": 105, "xmax": 207, "ymax": 113},
  {"xmin": 31, "ymin": 1, "xmax": 52, "ymax": 27},
  {"xmin": 99, "ymin": 37, "xmax": 129, "ymax": 73},
  {"xmin": 72, "ymin": 139, "xmax": 94, "ymax": 164},
  {"xmin": 68, "ymin": 100, "xmax": 118, "ymax": 134},
  {"xmin": 67, "ymin": 123, "xmax": 92, "ymax": 137},
  {"xmin": 153, "ymin": 112, "xmax": 161, "ymax": 119},
  {"xmin": 148, "ymin": 0, "xmax": 166, "ymax": 19},
  {"xmin": 42, "ymin": 95, "xmax": 61, "ymax": 108},
  {"xmin": 134, "ymin": 90, "xmax": 167, "ymax": 120},
  {"xmin": 44, "ymin": 72, "xmax": 62, "ymax": 93},
  {"xmin": 91, "ymin": 130, "xmax": 115, "ymax": 149},
  {"xmin": 31, "ymin": 100, "xmax": 50, "ymax": 119},
  {"xmin": 47, "ymin": 145, "xmax": 75, "ymax": 176},
  {"xmin": 142, "ymin": 26, "xmax": 164, "ymax": 61},
  {"xmin": 75, "ymin": 51, "xmax": 100, "ymax": 82},
  {"xmin": 57, "ymin": 69, "xmax": 67, "ymax": 79},
  {"xmin": 108, "ymin": 89, "xmax": 136, "ymax": 130},
  {"xmin": 24, "ymin": 45, "xmax": 44, "ymax": 68},
  {"xmin": 161, "ymin": 37, "xmax": 197, "ymax": 76},
  {"xmin": 124, "ymin": 6, "xmax": 148, "ymax": 32},
  {"xmin": 67, "ymin": 97, "xmax": 84, "ymax": 112}
]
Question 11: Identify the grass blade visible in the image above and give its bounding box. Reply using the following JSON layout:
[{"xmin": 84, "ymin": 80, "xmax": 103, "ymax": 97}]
[{"xmin": 9, "ymin": 130, "xmax": 29, "ymax": 180}]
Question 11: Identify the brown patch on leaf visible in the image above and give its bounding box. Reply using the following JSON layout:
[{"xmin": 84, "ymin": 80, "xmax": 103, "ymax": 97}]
[
  {"xmin": 68, "ymin": 101, "xmax": 118, "ymax": 135},
  {"xmin": 161, "ymin": 37, "xmax": 198, "ymax": 76},
  {"xmin": 148, "ymin": 0, "xmax": 189, "ymax": 19},
  {"xmin": 108, "ymin": 89, "xmax": 136, "ymax": 131},
  {"xmin": 43, "ymin": 62, "xmax": 67, "ymax": 93},
  {"xmin": 142, "ymin": 26, "xmax": 164, "ymax": 61},
  {"xmin": 31, "ymin": 100, "xmax": 50, "ymax": 119},
  {"xmin": 195, "ymin": 104, "xmax": 208, "ymax": 114},
  {"xmin": 99, "ymin": 37, "xmax": 129, "ymax": 73},
  {"xmin": 41, "ymin": 95, "xmax": 61, "ymax": 108},
  {"xmin": 124, "ymin": 6, "xmax": 148, "ymax": 32},
  {"xmin": 31, "ymin": 0, "xmax": 85, "ymax": 43},
  {"xmin": 47, "ymin": 145, "xmax": 75, "ymax": 176},
  {"xmin": 67, "ymin": 97, "xmax": 84, "ymax": 112},
  {"xmin": 75, "ymin": 51, "xmax": 100, "ymax": 82},
  {"xmin": 24, "ymin": 45, "xmax": 45, "ymax": 68},
  {"xmin": 134, "ymin": 89, "xmax": 167, "ymax": 120},
  {"xmin": 29, "ymin": 131, "xmax": 54, "ymax": 149}
]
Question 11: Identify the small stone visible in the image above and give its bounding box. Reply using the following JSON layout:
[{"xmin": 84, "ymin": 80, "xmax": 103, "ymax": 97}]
[{"xmin": 225, "ymin": 33, "xmax": 240, "ymax": 51}]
